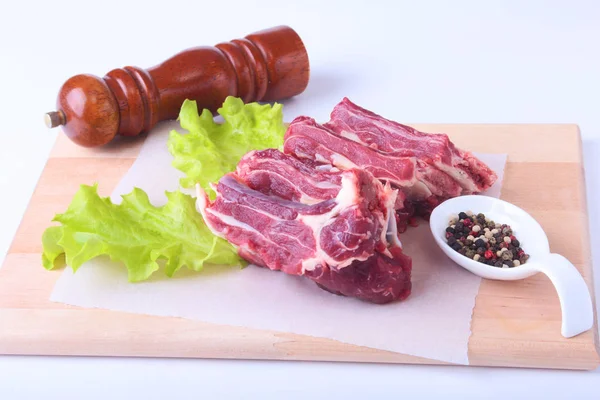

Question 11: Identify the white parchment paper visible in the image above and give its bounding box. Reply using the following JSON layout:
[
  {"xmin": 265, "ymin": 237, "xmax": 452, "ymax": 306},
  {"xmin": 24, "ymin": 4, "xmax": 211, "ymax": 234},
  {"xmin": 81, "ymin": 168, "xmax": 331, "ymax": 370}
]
[{"xmin": 50, "ymin": 121, "xmax": 507, "ymax": 365}]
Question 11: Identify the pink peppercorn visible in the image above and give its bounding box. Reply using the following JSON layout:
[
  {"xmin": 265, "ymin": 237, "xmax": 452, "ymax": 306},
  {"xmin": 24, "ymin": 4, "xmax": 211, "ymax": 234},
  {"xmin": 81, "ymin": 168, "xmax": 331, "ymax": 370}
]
[{"xmin": 484, "ymin": 250, "xmax": 493, "ymax": 259}]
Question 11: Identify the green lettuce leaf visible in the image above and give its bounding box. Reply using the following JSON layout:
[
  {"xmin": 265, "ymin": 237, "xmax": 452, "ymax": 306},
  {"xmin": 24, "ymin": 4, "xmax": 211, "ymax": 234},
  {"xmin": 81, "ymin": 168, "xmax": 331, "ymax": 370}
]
[
  {"xmin": 42, "ymin": 184, "xmax": 244, "ymax": 282},
  {"xmin": 168, "ymin": 96, "xmax": 286, "ymax": 195}
]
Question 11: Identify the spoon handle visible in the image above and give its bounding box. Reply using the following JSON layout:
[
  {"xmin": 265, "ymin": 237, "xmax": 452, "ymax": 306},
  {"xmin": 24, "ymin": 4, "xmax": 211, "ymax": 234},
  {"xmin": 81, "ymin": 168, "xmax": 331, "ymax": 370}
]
[{"xmin": 531, "ymin": 253, "xmax": 594, "ymax": 338}]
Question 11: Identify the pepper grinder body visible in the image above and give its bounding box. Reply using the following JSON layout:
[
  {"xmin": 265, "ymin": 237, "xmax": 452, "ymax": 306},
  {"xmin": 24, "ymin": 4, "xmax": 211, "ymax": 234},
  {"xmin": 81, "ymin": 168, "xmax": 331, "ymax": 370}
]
[{"xmin": 49, "ymin": 26, "xmax": 309, "ymax": 147}]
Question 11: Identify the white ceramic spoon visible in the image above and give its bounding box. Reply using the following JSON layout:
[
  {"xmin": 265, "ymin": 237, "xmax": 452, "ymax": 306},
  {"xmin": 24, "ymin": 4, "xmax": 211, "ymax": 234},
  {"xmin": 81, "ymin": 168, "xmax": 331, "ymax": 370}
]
[{"xmin": 429, "ymin": 195, "xmax": 594, "ymax": 338}]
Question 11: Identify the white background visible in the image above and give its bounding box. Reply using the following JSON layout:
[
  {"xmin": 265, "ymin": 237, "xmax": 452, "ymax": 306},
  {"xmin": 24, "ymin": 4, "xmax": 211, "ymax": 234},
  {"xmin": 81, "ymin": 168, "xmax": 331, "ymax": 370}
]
[{"xmin": 1, "ymin": 0, "xmax": 599, "ymax": 398}]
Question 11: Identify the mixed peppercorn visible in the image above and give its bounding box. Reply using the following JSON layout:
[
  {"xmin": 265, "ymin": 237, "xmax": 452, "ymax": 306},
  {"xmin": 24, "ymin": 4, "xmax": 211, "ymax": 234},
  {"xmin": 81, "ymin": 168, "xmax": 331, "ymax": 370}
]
[{"xmin": 445, "ymin": 211, "xmax": 529, "ymax": 268}]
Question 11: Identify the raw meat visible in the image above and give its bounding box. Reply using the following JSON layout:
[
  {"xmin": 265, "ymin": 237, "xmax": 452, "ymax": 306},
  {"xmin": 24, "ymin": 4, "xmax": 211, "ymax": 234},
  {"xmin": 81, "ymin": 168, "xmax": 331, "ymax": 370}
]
[
  {"xmin": 196, "ymin": 149, "xmax": 412, "ymax": 303},
  {"xmin": 307, "ymin": 245, "xmax": 412, "ymax": 304},
  {"xmin": 284, "ymin": 97, "xmax": 498, "ymax": 223},
  {"xmin": 236, "ymin": 148, "xmax": 341, "ymax": 203},
  {"xmin": 326, "ymin": 97, "xmax": 497, "ymax": 194},
  {"xmin": 195, "ymin": 98, "xmax": 497, "ymax": 304}
]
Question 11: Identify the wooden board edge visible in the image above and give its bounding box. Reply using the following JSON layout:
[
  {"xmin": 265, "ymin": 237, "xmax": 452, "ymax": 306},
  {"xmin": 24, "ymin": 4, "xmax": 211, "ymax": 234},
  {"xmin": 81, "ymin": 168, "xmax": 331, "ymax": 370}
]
[
  {"xmin": 50, "ymin": 130, "xmax": 146, "ymax": 159},
  {"xmin": 0, "ymin": 308, "xmax": 446, "ymax": 366},
  {"xmin": 575, "ymin": 126, "xmax": 600, "ymax": 361},
  {"xmin": 1, "ymin": 306, "xmax": 598, "ymax": 370},
  {"xmin": 4, "ymin": 157, "xmax": 55, "ymax": 256},
  {"xmin": 49, "ymin": 123, "xmax": 584, "ymax": 162}
]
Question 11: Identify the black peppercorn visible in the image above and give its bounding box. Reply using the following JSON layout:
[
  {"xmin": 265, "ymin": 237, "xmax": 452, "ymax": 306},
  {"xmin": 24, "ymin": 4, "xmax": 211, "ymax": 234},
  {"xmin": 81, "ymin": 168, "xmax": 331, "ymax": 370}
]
[
  {"xmin": 503, "ymin": 260, "xmax": 513, "ymax": 267},
  {"xmin": 455, "ymin": 221, "xmax": 464, "ymax": 231},
  {"xmin": 476, "ymin": 246, "xmax": 486, "ymax": 255},
  {"xmin": 474, "ymin": 238, "xmax": 486, "ymax": 248},
  {"xmin": 458, "ymin": 248, "xmax": 467, "ymax": 255},
  {"xmin": 512, "ymin": 239, "xmax": 520, "ymax": 247},
  {"xmin": 446, "ymin": 227, "xmax": 455, "ymax": 234},
  {"xmin": 494, "ymin": 261, "xmax": 503, "ymax": 268},
  {"xmin": 447, "ymin": 236, "xmax": 457, "ymax": 245},
  {"xmin": 452, "ymin": 242, "xmax": 462, "ymax": 251},
  {"xmin": 458, "ymin": 212, "xmax": 468, "ymax": 220}
]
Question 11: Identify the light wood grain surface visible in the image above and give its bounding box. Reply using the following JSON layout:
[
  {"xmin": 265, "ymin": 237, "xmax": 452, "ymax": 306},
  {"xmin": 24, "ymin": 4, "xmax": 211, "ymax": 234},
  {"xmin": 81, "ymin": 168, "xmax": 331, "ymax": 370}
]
[{"xmin": 0, "ymin": 124, "xmax": 598, "ymax": 370}]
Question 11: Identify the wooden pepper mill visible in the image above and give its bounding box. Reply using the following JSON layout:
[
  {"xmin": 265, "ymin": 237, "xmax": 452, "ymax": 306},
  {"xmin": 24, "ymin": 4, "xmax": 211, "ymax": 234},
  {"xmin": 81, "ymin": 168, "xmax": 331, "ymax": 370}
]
[{"xmin": 45, "ymin": 25, "xmax": 310, "ymax": 147}]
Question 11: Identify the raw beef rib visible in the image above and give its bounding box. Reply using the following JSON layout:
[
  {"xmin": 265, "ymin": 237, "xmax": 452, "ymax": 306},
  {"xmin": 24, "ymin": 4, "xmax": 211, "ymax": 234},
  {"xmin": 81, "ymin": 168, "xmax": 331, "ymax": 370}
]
[
  {"xmin": 196, "ymin": 149, "xmax": 412, "ymax": 304},
  {"xmin": 284, "ymin": 98, "xmax": 498, "ymax": 224},
  {"xmin": 195, "ymin": 99, "xmax": 497, "ymax": 304},
  {"xmin": 236, "ymin": 148, "xmax": 341, "ymax": 204}
]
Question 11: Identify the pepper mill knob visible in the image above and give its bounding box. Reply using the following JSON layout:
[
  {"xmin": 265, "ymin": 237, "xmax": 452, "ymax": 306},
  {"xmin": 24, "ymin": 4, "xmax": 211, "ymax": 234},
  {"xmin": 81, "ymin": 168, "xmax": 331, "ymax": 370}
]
[
  {"xmin": 46, "ymin": 74, "xmax": 120, "ymax": 147},
  {"xmin": 45, "ymin": 25, "xmax": 310, "ymax": 148}
]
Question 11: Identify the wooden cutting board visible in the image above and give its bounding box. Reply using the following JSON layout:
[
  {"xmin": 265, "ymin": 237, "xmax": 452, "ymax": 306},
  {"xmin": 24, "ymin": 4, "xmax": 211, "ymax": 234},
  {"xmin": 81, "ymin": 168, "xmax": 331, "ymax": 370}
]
[{"xmin": 0, "ymin": 124, "xmax": 598, "ymax": 370}]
